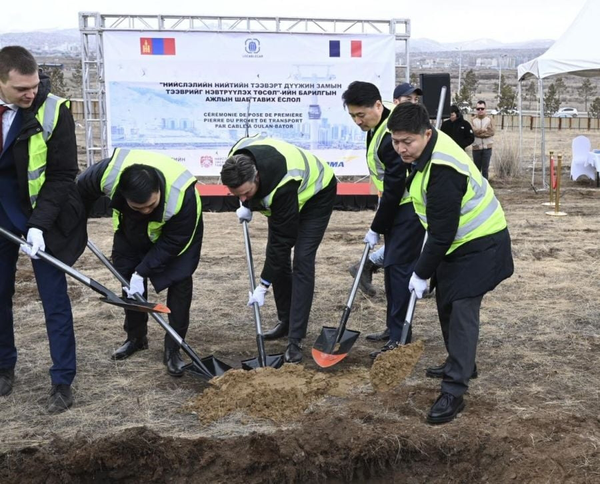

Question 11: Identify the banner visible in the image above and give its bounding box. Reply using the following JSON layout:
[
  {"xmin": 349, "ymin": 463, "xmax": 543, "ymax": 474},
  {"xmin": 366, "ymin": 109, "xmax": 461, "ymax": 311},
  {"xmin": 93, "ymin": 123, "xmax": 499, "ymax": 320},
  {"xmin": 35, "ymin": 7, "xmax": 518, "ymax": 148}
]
[{"xmin": 103, "ymin": 31, "xmax": 395, "ymax": 176}]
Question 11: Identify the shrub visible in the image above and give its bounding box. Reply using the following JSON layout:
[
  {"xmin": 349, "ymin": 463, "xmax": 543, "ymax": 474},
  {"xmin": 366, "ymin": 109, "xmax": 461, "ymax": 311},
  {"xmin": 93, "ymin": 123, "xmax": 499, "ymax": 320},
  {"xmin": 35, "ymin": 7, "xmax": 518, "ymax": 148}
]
[{"xmin": 492, "ymin": 134, "xmax": 521, "ymax": 179}]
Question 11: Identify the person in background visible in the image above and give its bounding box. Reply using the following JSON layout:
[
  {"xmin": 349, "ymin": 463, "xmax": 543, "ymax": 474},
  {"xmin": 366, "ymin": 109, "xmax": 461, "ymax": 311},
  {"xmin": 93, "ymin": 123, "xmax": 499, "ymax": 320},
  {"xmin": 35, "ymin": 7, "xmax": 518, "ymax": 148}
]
[
  {"xmin": 77, "ymin": 150, "xmax": 203, "ymax": 377},
  {"xmin": 221, "ymin": 135, "xmax": 336, "ymax": 364},
  {"xmin": 441, "ymin": 104, "xmax": 475, "ymax": 151},
  {"xmin": 393, "ymin": 82, "xmax": 423, "ymax": 105},
  {"xmin": 471, "ymin": 100, "xmax": 495, "ymax": 179},
  {"xmin": 342, "ymin": 81, "xmax": 425, "ymax": 356},
  {"xmin": 0, "ymin": 46, "xmax": 87, "ymax": 413},
  {"xmin": 387, "ymin": 102, "xmax": 513, "ymax": 424}
]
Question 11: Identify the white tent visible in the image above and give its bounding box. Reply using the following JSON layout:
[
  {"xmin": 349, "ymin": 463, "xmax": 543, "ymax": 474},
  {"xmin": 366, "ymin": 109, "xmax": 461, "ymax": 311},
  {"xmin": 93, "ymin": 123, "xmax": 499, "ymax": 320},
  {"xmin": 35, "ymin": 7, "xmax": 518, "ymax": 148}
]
[{"xmin": 516, "ymin": 0, "xmax": 600, "ymax": 185}]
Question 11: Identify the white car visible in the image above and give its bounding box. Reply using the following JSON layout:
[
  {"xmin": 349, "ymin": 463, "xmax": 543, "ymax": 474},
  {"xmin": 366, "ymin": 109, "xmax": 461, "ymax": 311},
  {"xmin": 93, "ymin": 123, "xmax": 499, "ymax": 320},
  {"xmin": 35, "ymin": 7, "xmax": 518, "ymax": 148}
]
[{"xmin": 553, "ymin": 107, "xmax": 578, "ymax": 118}]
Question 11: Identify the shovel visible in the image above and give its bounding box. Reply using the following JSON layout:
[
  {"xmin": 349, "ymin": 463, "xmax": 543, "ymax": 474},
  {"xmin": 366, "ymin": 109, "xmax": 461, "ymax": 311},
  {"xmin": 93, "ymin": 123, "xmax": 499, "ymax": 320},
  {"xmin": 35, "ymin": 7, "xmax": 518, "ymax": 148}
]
[
  {"xmin": 0, "ymin": 227, "xmax": 170, "ymax": 314},
  {"xmin": 86, "ymin": 239, "xmax": 231, "ymax": 381},
  {"xmin": 311, "ymin": 243, "xmax": 367, "ymax": 368},
  {"xmin": 239, "ymin": 220, "xmax": 284, "ymax": 371}
]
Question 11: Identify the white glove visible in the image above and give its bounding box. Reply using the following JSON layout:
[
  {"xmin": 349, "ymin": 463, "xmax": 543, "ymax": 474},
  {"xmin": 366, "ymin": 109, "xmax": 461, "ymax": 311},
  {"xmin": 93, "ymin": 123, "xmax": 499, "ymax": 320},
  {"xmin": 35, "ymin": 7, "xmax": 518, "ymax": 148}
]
[
  {"xmin": 124, "ymin": 272, "xmax": 145, "ymax": 299},
  {"xmin": 247, "ymin": 284, "xmax": 269, "ymax": 307},
  {"xmin": 409, "ymin": 272, "xmax": 429, "ymax": 299},
  {"xmin": 363, "ymin": 229, "xmax": 380, "ymax": 249},
  {"xmin": 20, "ymin": 228, "xmax": 45, "ymax": 259},
  {"xmin": 236, "ymin": 205, "xmax": 253, "ymax": 223}
]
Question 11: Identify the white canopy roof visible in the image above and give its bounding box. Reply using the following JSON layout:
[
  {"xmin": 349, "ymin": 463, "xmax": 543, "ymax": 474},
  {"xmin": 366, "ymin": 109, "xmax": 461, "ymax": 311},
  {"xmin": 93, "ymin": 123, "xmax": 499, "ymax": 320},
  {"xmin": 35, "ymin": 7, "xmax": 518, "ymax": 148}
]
[{"xmin": 517, "ymin": 0, "xmax": 600, "ymax": 81}]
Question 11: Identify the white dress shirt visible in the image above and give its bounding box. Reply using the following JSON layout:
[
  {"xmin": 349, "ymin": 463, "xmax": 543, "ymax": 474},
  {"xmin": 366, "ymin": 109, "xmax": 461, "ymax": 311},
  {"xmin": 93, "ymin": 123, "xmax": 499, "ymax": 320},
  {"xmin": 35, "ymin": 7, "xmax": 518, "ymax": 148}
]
[{"xmin": 0, "ymin": 102, "xmax": 18, "ymax": 148}]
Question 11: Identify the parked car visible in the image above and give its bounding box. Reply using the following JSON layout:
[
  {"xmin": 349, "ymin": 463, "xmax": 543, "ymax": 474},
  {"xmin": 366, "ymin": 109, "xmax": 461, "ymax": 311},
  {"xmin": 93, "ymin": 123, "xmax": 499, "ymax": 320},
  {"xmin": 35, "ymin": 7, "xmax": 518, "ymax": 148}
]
[{"xmin": 553, "ymin": 107, "xmax": 578, "ymax": 118}]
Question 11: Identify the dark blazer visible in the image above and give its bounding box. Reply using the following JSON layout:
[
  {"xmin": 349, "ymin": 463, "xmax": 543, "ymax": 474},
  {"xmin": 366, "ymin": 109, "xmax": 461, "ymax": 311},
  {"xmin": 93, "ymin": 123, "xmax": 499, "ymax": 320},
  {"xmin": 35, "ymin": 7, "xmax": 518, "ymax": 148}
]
[{"xmin": 0, "ymin": 73, "xmax": 86, "ymax": 266}]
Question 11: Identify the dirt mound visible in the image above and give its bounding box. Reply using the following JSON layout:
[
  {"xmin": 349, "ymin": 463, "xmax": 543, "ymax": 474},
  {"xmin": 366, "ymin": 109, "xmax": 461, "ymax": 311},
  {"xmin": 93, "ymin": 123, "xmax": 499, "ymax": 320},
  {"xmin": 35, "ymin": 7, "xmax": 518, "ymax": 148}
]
[
  {"xmin": 370, "ymin": 340, "xmax": 425, "ymax": 392},
  {"xmin": 187, "ymin": 364, "xmax": 371, "ymax": 423}
]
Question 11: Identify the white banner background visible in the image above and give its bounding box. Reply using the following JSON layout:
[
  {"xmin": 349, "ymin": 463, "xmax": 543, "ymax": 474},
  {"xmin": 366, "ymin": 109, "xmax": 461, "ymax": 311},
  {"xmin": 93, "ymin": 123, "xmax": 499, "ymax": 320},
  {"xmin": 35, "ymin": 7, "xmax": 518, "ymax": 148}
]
[{"xmin": 103, "ymin": 31, "xmax": 395, "ymax": 176}]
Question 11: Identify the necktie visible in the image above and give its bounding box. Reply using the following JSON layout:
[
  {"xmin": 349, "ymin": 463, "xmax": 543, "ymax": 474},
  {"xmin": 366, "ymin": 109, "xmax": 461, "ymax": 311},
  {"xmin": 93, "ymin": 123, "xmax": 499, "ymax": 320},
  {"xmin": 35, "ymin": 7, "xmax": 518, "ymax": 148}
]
[{"xmin": 0, "ymin": 104, "xmax": 10, "ymax": 152}]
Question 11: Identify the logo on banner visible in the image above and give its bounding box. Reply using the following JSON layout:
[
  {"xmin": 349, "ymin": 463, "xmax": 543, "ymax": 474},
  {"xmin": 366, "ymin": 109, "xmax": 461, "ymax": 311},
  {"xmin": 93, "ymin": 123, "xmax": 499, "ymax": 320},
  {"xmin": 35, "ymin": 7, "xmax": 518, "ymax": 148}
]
[
  {"xmin": 200, "ymin": 156, "xmax": 214, "ymax": 168},
  {"xmin": 328, "ymin": 40, "xmax": 362, "ymax": 58},
  {"xmin": 245, "ymin": 39, "xmax": 260, "ymax": 54},
  {"xmin": 243, "ymin": 38, "xmax": 263, "ymax": 58},
  {"xmin": 140, "ymin": 38, "xmax": 176, "ymax": 55}
]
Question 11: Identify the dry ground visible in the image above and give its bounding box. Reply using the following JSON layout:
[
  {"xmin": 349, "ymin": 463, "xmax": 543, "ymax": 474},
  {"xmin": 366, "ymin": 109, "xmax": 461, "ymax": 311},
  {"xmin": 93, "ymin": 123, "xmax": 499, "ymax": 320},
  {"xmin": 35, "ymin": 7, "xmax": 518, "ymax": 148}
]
[{"xmin": 1, "ymin": 130, "xmax": 600, "ymax": 482}]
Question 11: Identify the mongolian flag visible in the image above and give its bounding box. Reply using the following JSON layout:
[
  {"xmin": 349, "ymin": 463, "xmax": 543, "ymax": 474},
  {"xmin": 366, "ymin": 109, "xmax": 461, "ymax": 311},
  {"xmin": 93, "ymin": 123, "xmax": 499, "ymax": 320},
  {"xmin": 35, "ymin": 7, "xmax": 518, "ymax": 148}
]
[{"xmin": 140, "ymin": 38, "xmax": 176, "ymax": 55}]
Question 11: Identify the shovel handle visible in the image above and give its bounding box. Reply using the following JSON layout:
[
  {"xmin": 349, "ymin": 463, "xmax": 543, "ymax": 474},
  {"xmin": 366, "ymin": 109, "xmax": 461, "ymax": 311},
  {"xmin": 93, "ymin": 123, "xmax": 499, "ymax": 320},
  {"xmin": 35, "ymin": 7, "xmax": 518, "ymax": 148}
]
[
  {"xmin": 327, "ymin": 243, "xmax": 370, "ymax": 353},
  {"xmin": 0, "ymin": 227, "xmax": 100, "ymax": 291},
  {"xmin": 86, "ymin": 240, "xmax": 215, "ymax": 379},
  {"xmin": 241, "ymin": 219, "xmax": 268, "ymax": 367}
]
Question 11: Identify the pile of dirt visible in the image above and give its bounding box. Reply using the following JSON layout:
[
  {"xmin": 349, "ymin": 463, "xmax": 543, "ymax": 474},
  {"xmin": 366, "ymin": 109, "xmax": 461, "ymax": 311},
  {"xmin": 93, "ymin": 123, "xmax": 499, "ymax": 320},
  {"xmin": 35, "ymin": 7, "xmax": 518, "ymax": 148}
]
[
  {"xmin": 370, "ymin": 340, "xmax": 425, "ymax": 392},
  {"xmin": 187, "ymin": 364, "xmax": 371, "ymax": 423}
]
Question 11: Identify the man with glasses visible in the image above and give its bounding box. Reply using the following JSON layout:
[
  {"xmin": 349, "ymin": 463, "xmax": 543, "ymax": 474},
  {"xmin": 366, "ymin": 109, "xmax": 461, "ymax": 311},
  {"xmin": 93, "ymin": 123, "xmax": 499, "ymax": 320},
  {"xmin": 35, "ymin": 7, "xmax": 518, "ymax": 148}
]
[{"xmin": 471, "ymin": 101, "xmax": 495, "ymax": 179}]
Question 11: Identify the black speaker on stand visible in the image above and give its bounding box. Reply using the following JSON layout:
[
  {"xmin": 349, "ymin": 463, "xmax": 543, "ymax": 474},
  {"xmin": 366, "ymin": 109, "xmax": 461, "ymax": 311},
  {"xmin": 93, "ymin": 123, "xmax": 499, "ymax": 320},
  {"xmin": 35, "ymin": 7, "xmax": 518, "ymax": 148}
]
[{"xmin": 419, "ymin": 73, "xmax": 451, "ymax": 120}]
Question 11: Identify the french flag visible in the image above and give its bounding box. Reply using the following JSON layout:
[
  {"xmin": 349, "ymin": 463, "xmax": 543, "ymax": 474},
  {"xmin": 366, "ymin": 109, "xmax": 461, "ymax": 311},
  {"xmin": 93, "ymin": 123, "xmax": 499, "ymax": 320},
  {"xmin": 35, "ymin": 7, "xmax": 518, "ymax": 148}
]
[{"xmin": 329, "ymin": 40, "xmax": 362, "ymax": 58}]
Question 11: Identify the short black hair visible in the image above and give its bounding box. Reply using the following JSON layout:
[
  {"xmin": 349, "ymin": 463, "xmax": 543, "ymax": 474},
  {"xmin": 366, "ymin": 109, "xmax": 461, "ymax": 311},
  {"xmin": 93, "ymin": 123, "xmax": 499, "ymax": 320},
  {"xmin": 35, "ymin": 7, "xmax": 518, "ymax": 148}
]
[
  {"xmin": 220, "ymin": 153, "xmax": 258, "ymax": 189},
  {"xmin": 341, "ymin": 81, "xmax": 382, "ymax": 108},
  {"xmin": 0, "ymin": 46, "xmax": 38, "ymax": 82},
  {"xmin": 450, "ymin": 104, "xmax": 460, "ymax": 115},
  {"xmin": 387, "ymin": 103, "xmax": 432, "ymax": 135},
  {"xmin": 476, "ymin": 100, "xmax": 486, "ymax": 107},
  {"xmin": 119, "ymin": 164, "xmax": 161, "ymax": 204}
]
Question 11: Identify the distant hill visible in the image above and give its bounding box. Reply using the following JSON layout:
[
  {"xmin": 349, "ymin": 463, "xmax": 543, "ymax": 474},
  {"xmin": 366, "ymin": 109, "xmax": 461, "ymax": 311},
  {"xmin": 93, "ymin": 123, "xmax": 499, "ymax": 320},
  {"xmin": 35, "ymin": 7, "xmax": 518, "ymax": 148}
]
[
  {"xmin": 0, "ymin": 28, "xmax": 555, "ymax": 55},
  {"xmin": 411, "ymin": 37, "xmax": 554, "ymax": 53},
  {"xmin": 0, "ymin": 29, "xmax": 80, "ymax": 54}
]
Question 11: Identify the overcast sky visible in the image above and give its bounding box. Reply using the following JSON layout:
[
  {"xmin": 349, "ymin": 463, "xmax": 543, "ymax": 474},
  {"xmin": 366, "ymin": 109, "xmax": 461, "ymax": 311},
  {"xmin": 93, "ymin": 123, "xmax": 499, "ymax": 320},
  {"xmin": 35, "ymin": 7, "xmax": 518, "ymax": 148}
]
[{"xmin": 2, "ymin": 0, "xmax": 589, "ymax": 43}]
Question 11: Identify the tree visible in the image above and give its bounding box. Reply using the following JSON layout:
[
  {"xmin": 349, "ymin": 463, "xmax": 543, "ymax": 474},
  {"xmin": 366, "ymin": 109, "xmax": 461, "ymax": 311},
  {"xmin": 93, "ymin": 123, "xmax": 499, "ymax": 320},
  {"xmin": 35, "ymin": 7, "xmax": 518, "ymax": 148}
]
[
  {"xmin": 544, "ymin": 83, "xmax": 560, "ymax": 114},
  {"xmin": 552, "ymin": 77, "xmax": 567, "ymax": 105},
  {"xmin": 496, "ymin": 75, "xmax": 517, "ymax": 113},
  {"xmin": 71, "ymin": 62, "xmax": 83, "ymax": 97},
  {"xmin": 577, "ymin": 78, "xmax": 597, "ymax": 112},
  {"xmin": 525, "ymin": 80, "xmax": 537, "ymax": 109},
  {"xmin": 589, "ymin": 97, "xmax": 600, "ymax": 119},
  {"xmin": 409, "ymin": 71, "xmax": 419, "ymax": 86},
  {"xmin": 453, "ymin": 69, "xmax": 478, "ymax": 106},
  {"xmin": 44, "ymin": 66, "xmax": 68, "ymax": 98}
]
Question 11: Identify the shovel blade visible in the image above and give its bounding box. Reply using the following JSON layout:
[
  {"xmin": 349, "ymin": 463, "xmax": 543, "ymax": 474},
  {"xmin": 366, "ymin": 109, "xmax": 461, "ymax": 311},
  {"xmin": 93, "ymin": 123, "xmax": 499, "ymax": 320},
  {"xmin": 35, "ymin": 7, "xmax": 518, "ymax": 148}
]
[
  {"xmin": 99, "ymin": 296, "xmax": 171, "ymax": 314},
  {"xmin": 182, "ymin": 355, "xmax": 232, "ymax": 380},
  {"xmin": 312, "ymin": 326, "xmax": 361, "ymax": 368},
  {"xmin": 241, "ymin": 353, "xmax": 285, "ymax": 371}
]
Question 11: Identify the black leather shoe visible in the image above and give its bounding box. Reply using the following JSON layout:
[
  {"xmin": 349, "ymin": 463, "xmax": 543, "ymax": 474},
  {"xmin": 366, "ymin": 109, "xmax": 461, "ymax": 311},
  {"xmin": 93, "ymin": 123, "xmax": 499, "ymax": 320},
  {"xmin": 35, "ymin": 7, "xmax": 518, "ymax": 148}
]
[
  {"xmin": 111, "ymin": 337, "xmax": 149, "ymax": 360},
  {"xmin": 164, "ymin": 348, "xmax": 186, "ymax": 377},
  {"xmin": 263, "ymin": 321, "xmax": 289, "ymax": 341},
  {"xmin": 427, "ymin": 393, "xmax": 465, "ymax": 424},
  {"xmin": 369, "ymin": 340, "xmax": 401, "ymax": 359},
  {"xmin": 425, "ymin": 363, "xmax": 478, "ymax": 379},
  {"xmin": 0, "ymin": 368, "xmax": 14, "ymax": 397},
  {"xmin": 47, "ymin": 384, "xmax": 73, "ymax": 414},
  {"xmin": 349, "ymin": 259, "xmax": 378, "ymax": 297},
  {"xmin": 284, "ymin": 339, "xmax": 303, "ymax": 364},
  {"xmin": 365, "ymin": 328, "xmax": 390, "ymax": 342}
]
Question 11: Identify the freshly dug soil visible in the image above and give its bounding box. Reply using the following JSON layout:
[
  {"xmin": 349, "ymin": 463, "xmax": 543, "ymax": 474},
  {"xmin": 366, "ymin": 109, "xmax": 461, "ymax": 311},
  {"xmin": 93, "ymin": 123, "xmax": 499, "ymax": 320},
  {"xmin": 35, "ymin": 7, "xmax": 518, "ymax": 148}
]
[{"xmin": 370, "ymin": 340, "xmax": 425, "ymax": 392}]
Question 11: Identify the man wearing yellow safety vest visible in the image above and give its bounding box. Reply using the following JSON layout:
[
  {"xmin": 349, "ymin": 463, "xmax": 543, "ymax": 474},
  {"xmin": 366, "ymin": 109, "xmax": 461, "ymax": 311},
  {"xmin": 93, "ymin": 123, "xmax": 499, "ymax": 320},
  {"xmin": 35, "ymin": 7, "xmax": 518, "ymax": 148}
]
[
  {"xmin": 387, "ymin": 103, "xmax": 514, "ymax": 424},
  {"xmin": 77, "ymin": 149, "xmax": 203, "ymax": 377},
  {"xmin": 0, "ymin": 46, "xmax": 87, "ymax": 414},
  {"xmin": 342, "ymin": 81, "xmax": 425, "ymax": 358},
  {"xmin": 221, "ymin": 135, "xmax": 337, "ymax": 364}
]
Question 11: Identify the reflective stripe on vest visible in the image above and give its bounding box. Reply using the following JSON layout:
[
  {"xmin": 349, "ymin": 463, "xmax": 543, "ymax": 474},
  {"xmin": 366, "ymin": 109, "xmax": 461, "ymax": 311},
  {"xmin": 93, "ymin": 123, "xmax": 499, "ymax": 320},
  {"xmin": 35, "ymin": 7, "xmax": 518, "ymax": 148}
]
[
  {"xmin": 366, "ymin": 120, "xmax": 387, "ymax": 192},
  {"xmin": 409, "ymin": 131, "xmax": 507, "ymax": 254},
  {"xmin": 100, "ymin": 148, "xmax": 202, "ymax": 255},
  {"xmin": 230, "ymin": 135, "xmax": 334, "ymax": 216},
  {"xmin": 28, "ymin": 94, "xmax": 67, "ymax": 208}
]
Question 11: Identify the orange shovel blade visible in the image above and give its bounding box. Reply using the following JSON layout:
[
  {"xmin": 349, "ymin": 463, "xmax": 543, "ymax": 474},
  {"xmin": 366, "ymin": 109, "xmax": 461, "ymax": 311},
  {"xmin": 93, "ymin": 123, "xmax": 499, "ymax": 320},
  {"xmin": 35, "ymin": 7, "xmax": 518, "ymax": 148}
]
[{"xmin": 311, "ymin": 348, "xmax": 350, "ymax": 368}]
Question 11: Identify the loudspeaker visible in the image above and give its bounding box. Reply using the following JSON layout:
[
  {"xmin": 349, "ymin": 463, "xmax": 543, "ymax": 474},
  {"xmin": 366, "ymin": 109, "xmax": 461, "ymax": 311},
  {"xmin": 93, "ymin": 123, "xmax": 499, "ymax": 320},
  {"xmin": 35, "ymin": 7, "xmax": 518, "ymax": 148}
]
[{"xmin": 419, "ymin": 73, "xmax": 451, "ymax": 121}]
